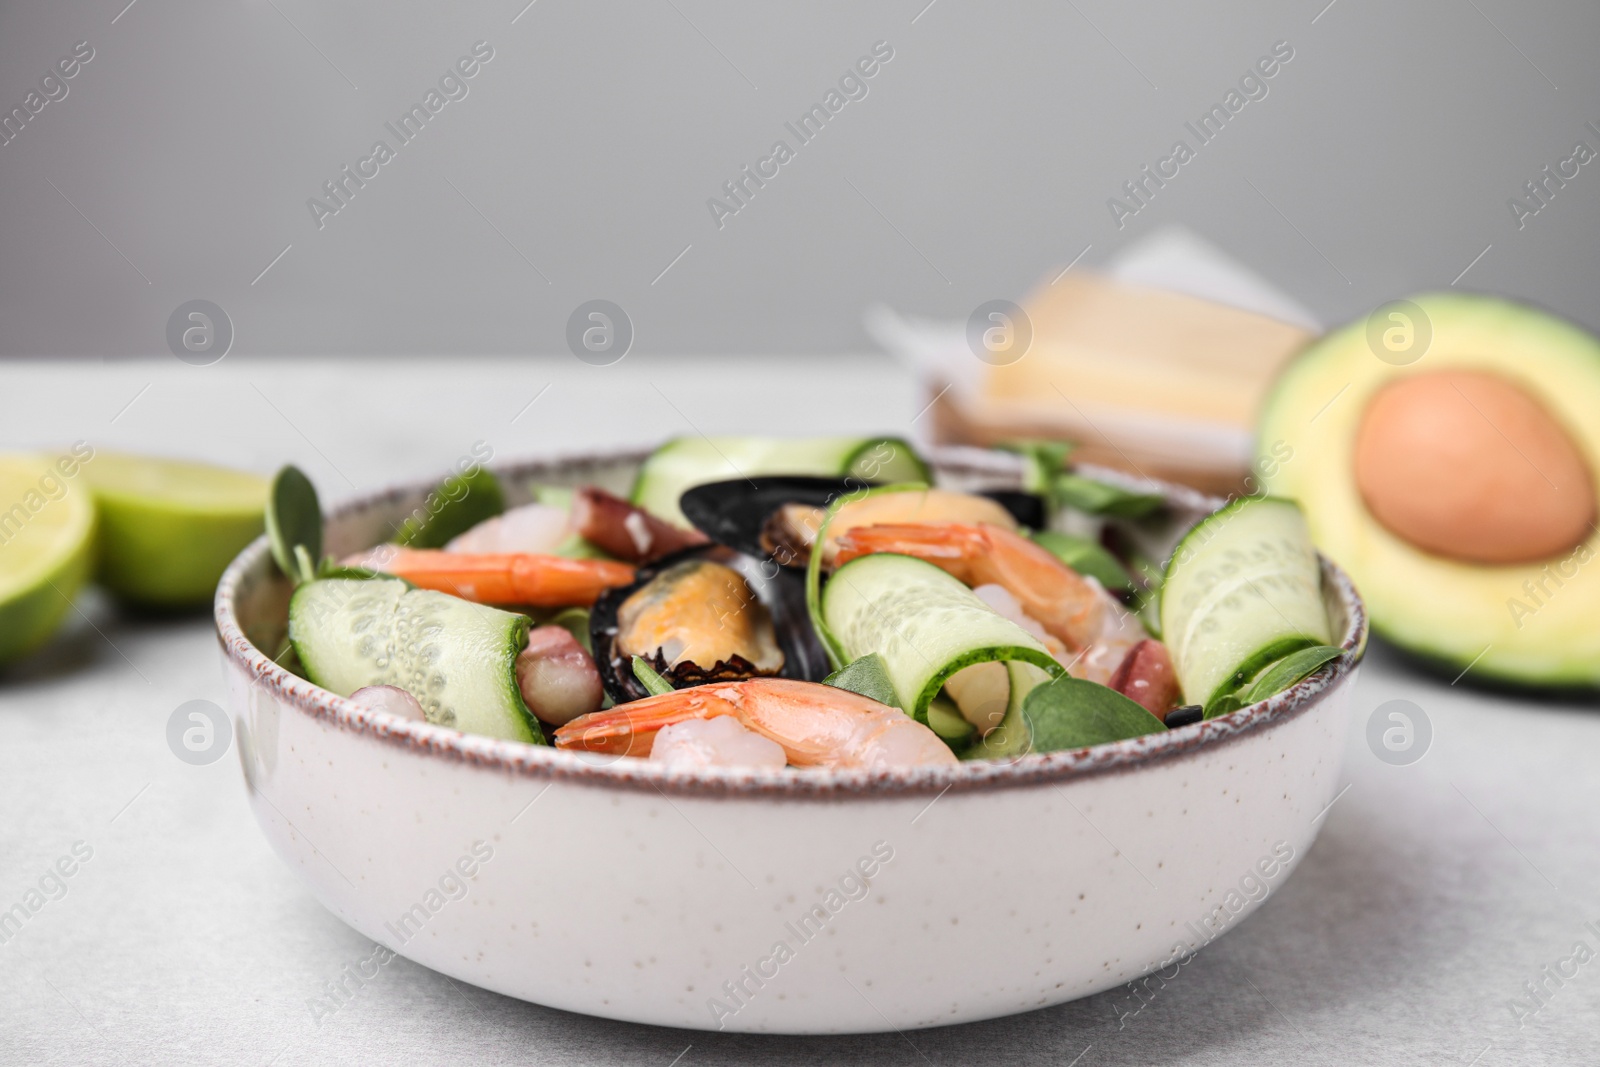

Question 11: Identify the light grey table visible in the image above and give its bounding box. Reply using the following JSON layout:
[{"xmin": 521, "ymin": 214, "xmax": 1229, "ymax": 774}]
[{"xmin": 2, "ymin": 356, "xmax": 1596, "ymax": 1066}]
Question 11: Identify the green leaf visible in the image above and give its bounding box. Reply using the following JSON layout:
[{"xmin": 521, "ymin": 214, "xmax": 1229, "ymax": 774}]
[
  {"xmin": 529, "ymin": 484, "xmax": 575, "ymax": 510},
  {"xmin": 1202, "ymin": 635, "xmax": 1321, "ymax": 716},
  {"xmin": 266, "ymin": 465, "xmax": 322, "ymax": 585},
  {"xmin": 316, "ymin": 561, "xmax": 383, "ymax": 581},
  {"xmin": 1022, "ymin": 676, "xmax": 1167, "ymax": 753},
  {"xmin": 552, "ymin": 533, "xmax": 613, "ymax": 560},
  {"xmin": 394, "ymin": 467, "xmax": 506, "ymax": 548},
  {"xmin": 823, "ymin": 652, "xmax": 901, "ymax": 709},
  {"xmin": 1125, "ymin": 556, "xmax": 1165, "ymax": 638},
  {"xmin": 1030, "ymin": 530, "xmax": 1134, "ymax": 592},
  {"xmin": 1204, "ymin": 693, "xmax": 1245, "ymax": 719},
  {"xmin": 996, "ymin": 440, "xmax": 1075, "ymax": 494},
  {"xmin": 632, "ymin": 656, "xmax": 674, "ymax": 697},
  {"xmin": 1203, "ymin": 644, "xmax": 1343, "ymax": 719},
  {"xmin": 1052, "ymin": 472, "xmax": 1164, "ymax": 518},
  {"xmin": 1241, "ymin": 644, "xmax": 1343, "ymax": 704},
  {"xmin": 292, "ymin": 545, "xmax": 317, "ymax": 585},
  {"xmin": 550, "ymin": 607, "xmax": 592, "ymax": 654},
  {"xmin": 1136, "ymin": 599, "xmax": 1161, "ymax": 639}
]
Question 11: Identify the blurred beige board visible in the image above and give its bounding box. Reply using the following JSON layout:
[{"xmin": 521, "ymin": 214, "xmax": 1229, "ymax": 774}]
[
  {"xmin": 865, "ymin": 228, "xmax": 1323, "ymax": 496},
  {"xmin": 933, "ymin": 271, "xmax": 1315, "ymax": 494}
]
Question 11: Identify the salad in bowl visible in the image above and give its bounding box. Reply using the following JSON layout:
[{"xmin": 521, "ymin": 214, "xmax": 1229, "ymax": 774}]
[
  {"xmin": 270, "ymin": 436, "xmax": 1348, "ymax": 768},
  {"xmin": 216, "ymin": 437, "xmax": 1365, "ymax": 1033}
]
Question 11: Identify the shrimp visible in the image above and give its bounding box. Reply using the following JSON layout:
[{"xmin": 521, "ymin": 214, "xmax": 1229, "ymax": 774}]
[
  {"xmin": 833, "ymin": 522, "xmax": 1145, "ymax": 683},
  {"xmin": 649, "ymin": 716, "xmax": 788, "ymax": 770},
  {"xmin": 766, "ymin": 488, "xmax": 1015, "ymax": 569},
  {"xmin": 819, "ymin": 489, "xmax": 1016, "ymax": 567},
  {"xmin": 555, "ymin": 678, "xmax": 957, "ymax": 769},
  {"xmin": 445, "ymin": 502, "xmax": 571, "ymax": 554},
  {"xmin": 348, "ymin": 547, "xmax": 635, "ymax": 608},
  {"xmin": 350, "ymin": 684, "xmax": 427, "ymax": 722}
]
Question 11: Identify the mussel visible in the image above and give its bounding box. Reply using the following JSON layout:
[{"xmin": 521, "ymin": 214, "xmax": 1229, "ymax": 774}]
[
  {"xmin": 617, "ymin": 559, "xmax": 782, "ymax": 680},
  {"xmin": 679, "ymin": 476, "xmax": 1046, "ymax": 570},
  {"xmin": 589, "ymin": 544, "xmax": 830, "ymax": 703},
  {"xmin": 976, "ymin": 489, "xmax": 1046, "ymax": 531},
  {"xmin": 678, "ymin": 476, "xmax": 855, "ymax": 569}
]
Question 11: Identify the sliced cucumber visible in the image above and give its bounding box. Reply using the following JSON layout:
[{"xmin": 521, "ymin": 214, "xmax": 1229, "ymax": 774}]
[
  {"xmin": 1203, "ymin": 643, "xmax": 1344, "ymax": 719},
  {"xmin": 1161, "ymin": 497, "xmax": 1332, "ymax": 712},
  {"xmin": 805, "ymin": 483, "xmax": 939, "ymax": 668},
  {"xmin": 925, "ymin": 696, "xmax": 976, "ymax": 744},
  {"xmin": 820, "ymin": 553, "xmax": 1060, "ymax": 722},
  {"xmin": 288, "ymin": 577, "xmax": 540, "ymax": 743},
  {"xmin": 630, "ymin": 436, "xmax": 930, "ymax": 527},
  {"xmin": 958, "ymin": 662, "xmax": 1047, "ymax": 760}
]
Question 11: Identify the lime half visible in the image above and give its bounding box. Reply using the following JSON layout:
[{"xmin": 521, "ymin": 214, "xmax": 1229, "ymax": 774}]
[
  {"xmin": 83, "ymin": 453, "xmax": 268, "ymax": 608},
  {"xmin": 0, "ymin": 454, "xmax": 97, "ymax": 664}
]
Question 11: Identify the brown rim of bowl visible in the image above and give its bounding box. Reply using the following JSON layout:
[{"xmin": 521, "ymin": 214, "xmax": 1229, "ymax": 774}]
[{"xmin": 214, "ymin": 446, "xmax": 1368, "ymax": 800}]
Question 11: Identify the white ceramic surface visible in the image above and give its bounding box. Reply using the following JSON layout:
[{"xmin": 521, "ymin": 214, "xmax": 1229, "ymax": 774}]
[{"xmin": 215, "ymin": 448, "xmax": 1367, "ymax": 1034}]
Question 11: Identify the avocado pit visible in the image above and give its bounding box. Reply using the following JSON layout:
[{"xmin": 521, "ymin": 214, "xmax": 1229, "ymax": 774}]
[{"xmin": 1353, "ymin": 369, "xmax": 1595, "ymax": 565}]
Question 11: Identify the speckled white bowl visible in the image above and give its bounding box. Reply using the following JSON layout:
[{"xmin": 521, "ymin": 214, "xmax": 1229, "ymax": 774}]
[{"xmin": 215, "ymin": 447, "xmax": 1367, "ymax": 1034}]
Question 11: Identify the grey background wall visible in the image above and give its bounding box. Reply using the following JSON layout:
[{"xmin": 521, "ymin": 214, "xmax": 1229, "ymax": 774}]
[{"xmin": 0, "ymin": 0, "xmax": 1595, "ymax": 358}]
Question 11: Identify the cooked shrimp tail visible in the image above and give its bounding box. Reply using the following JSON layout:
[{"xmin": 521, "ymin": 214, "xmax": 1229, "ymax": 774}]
[
  {"xmin": 833, "ymin": 523, "xmax": 1102, "ymax": 646},
  {"xmin": 832, "ymin": 521, "xmax": 1147, "ymax": 683},
  {"xmin": 555, "ymin": 678, "xmax": 956, "ymax": 769},
  {"xmin": 354, "ymin": 547, "xmax": 635, "ymax": 607}
]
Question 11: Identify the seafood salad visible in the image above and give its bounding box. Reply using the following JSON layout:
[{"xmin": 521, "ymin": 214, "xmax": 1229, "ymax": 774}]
[{"xmin": 272, "ymin": 436, "xmax": 1346, "ymax": 771}]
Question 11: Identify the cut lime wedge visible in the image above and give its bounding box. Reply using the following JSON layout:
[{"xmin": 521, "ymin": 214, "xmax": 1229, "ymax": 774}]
[
  {"xmin": 82, "ymin": 453, "xmax": 268, "ymax": 608},
  {"xmin": 0, "ymin": 454, "xmax": 97, "ymax": 664}
]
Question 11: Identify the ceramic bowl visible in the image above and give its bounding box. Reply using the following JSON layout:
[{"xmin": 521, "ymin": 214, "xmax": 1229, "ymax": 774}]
[{"xmin": 214, "ymin": 447, "xmax": 1367, "ymax": 1034}]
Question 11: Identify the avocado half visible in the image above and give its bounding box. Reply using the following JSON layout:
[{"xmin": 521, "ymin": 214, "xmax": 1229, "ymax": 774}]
[{"xmin": 1258, "ymin": 292, "xmax": 1600, "ymax": 688}]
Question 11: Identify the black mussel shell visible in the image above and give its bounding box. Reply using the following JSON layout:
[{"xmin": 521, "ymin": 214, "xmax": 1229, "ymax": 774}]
[
  {"xmin": 1164, "ymin": 705, "xmax": 1204, "ymax": 728},
  {"xmin": 978, "ymin": 490, "xmax": 1046, "ymax": 530},
  {"xmin": 678, "ymin": 477, "xmax": 1047, "ymax": 570},
  {"xmin": 629, "ymin": 649, "xmax": 768, "ymax": 688},
  {"xmin": 588, "ymin": 544, "xmax": 831, "ymax": 704},
  {"xmin": 679, "ymin": 476, "xmax": 867, "ymax": 567}
]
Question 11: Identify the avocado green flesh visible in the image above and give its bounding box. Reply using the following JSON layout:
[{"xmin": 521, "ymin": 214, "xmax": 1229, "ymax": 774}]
[{"xmin": 1257, "ymin": 292, "xmax": 1600, "ymax": 687}]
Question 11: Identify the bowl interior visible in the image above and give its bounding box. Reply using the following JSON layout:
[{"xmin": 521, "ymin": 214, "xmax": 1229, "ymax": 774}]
[{"xmin": 219, "ymin": 446, "xmax": 1366, "ymax": 795}]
